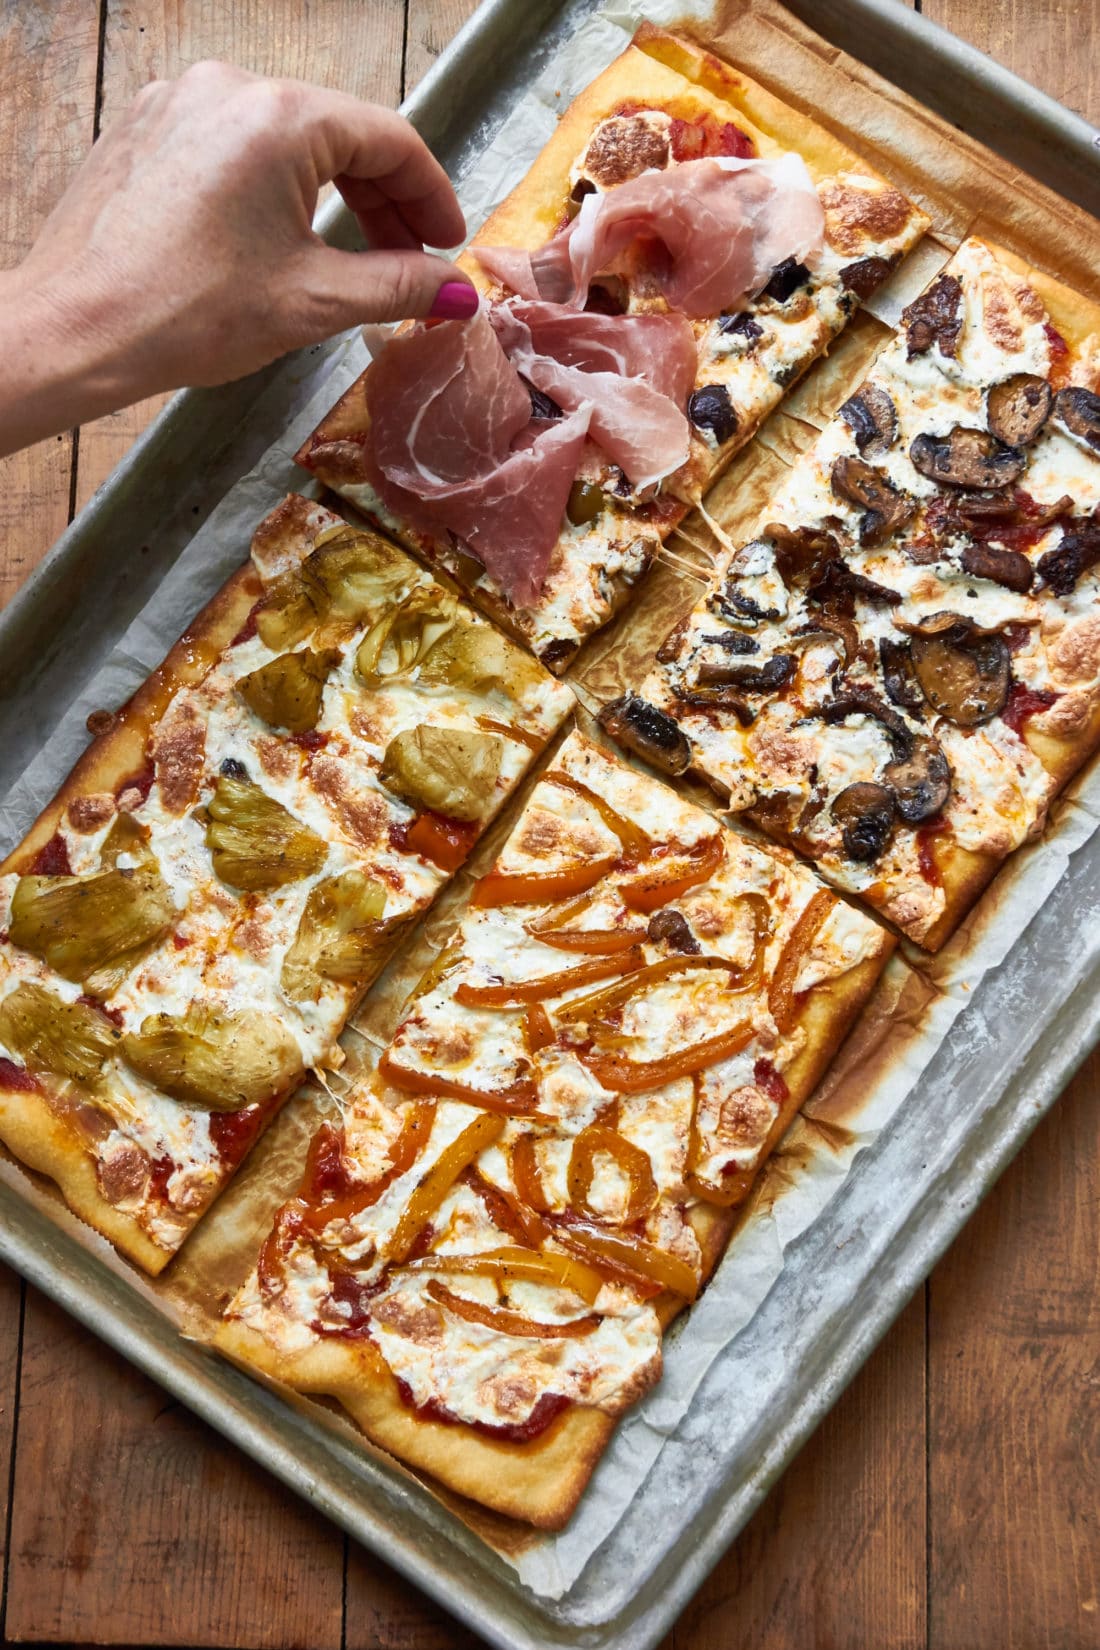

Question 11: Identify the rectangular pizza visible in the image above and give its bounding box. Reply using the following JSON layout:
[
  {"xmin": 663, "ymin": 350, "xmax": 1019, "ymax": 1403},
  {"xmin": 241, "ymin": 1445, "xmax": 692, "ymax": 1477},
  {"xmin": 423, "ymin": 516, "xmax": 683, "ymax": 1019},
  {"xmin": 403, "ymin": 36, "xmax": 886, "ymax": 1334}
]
[
  {"xmin": 294, "ymin": 24, "xmax": 929, "ymax": 673},
  {"xmin": 606, "ymin": 237, "xmax": 1100, "ymax": 949},
  {"xmin": 0, "ymin": 494, "xmax": 572, "ymax": 1273},
  {"xmin": 215, "ymin": 730, "xmax": 893, "ymax": 1527}
]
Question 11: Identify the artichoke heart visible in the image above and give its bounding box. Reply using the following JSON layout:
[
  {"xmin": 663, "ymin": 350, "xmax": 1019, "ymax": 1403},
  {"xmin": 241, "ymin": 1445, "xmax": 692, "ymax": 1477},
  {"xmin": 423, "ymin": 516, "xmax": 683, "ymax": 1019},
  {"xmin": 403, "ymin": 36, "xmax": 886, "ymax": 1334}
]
[
  {"xmin": 281, "ymin": 869, "xmax": 389, "ymax": 1000},
  {"xmin": 122, "ymin": 1005, "xmax": 302, "ymax": 1111},
  {"xmin": 418, "ymin": 615, "xmax": 545, "ymax": 699},
  {"xmin": 9, "ymin": 853, "xmax": 175, "ymax": 989},
  {"xmin": 236, "ymin": 646, "xmax": 339, "ymax": 733},
  {"xmin": 256, "ymin": 569, "xmax": 323, "ymax": 652},
  {"xmin": 205, "ymin": 775, "xmax": 327, "ymax": 891},
  {"xmin": 0, "ymin": 982, "xmax": 122, "ymax": 1084},
  {"xmin": 303, "ymin": 527, "xmax": 409, "ymax": 622},
  {"xmin": 379, "ymin": 725, "xmax": 503, "ymax": 822},
  {"xmin": 356, "ymin": 585, "xmax": 458, "ymax": 688}
]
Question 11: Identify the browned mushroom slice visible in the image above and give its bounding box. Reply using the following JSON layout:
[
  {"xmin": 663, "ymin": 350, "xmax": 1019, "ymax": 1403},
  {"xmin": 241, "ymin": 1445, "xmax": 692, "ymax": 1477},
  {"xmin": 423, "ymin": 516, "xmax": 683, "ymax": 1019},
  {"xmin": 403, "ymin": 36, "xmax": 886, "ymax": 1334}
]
[
  {"xmin": 694, "ymin": 654, "xmax": 795, "ymax": 693},
  {"xmin": 839, "ymin": 255, "xmax": 897, "ymax": 300},
  {"xmin": 646, "ymin": 910, "xmax": 700, "ymax": 954},
  {"xmin": 883, "ymin": 738, "xmax": 952, "ymax": 824},
  {"xmin": 766, "ymin": 523, "xmax": 842, "ymax": 588},
  {"xmin": 808, "ymin": 559, "xmax": 902, "ymax": 611},
  {"xmin": 795, "ymin": 612, "xmax": 859, "ymax": 670},
  {"xmin": 820, "ymin": 689, "xmax": 912, "ymax": 751},
  {"xmin": 831, "ymin": 456, "xmax": 916, "ymax": 544},
  {"xmin": 831, "ymin": 783, "xmax": 896, "ymax": 862},
  {"xmin": 1036, "ymin": 516, "xmax": 1100, "ymax": 595},
  {"xmin": 901, "ymin": 273, "xmax": 963, "ymax": 359},
  {"xmin": 1052, "ymin": 386, "xmax": 1100, "ymax": 454},
  {"xmin": 986, "ymin": 374, "xmax": 1052, "ymax": 448},
  {"xmin": 879, "ymin": 637, "xmax": 925, "ymax": 714},
  {"xmin": 910, "ymin": 428, "xmax": 1025, "ymax": 490},
  {"xmin": 960, "ymin": 540, "xmax": 1034, "ymax": 593},
  {"xmin": 598, "ymin": 695, "xmax": 691, "ymax": 776},
  {"xmin": 905, "ymin": 613, "xmax": 1011, "ymax": 726},
  {"xmin": 677, "ymin": 688, "xmax": 756, "ymax": 726},
  {"xmin": 840, "ymin": 385, "xmax": 898, "ymax": 457},
  {"xmin": 698, "ymin": 631, "xmax": 759, "ymax": 656}
]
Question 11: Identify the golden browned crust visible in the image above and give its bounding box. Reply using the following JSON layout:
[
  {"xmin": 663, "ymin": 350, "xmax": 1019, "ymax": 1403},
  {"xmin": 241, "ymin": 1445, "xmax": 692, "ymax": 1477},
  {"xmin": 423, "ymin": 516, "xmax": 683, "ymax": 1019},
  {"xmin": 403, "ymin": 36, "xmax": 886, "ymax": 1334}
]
[{"xmin": 0, "ymin": 1081, "xmax": 172, "ymax": 1273}]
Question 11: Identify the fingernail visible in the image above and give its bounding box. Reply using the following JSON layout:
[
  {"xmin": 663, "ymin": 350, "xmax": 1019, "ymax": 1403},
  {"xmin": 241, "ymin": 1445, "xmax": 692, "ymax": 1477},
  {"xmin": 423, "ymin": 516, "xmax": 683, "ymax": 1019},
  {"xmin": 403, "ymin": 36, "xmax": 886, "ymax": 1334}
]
[{"xmin": 429, "ymin": 280, "xmax": 479, "ymax": 320}]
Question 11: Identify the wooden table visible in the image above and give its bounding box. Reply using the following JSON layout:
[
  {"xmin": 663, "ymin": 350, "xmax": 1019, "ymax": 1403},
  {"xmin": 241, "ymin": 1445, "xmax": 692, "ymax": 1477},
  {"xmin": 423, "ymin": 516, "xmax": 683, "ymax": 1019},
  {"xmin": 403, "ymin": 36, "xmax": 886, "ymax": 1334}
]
[{"xmin": 0, "ymin": 3, "xmax": 1096, "ymax": 1646}]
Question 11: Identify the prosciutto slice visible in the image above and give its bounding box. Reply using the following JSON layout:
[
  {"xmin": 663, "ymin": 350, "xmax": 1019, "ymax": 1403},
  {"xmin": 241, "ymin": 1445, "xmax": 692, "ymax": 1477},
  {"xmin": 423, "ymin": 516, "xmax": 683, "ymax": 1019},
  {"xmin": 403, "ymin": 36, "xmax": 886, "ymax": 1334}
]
[
  {"xmin": 473, "ymin": 154, "xmax": 825, "ymax": 319},
  {"xmin": 362, "ymin": 309, "xmax": 592, "ymax": 607},
  {"xmin": 492, "ymin": 300, "xmax": 696, "ymax": 488}
]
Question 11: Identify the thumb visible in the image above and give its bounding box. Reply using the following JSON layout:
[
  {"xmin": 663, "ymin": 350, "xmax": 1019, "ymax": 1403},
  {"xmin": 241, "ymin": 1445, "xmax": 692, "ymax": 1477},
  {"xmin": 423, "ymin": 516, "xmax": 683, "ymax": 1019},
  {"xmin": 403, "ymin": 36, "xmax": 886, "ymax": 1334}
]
[{"xmin": 299, "ymin": 246, "xmax": 479, "ymax": 331}]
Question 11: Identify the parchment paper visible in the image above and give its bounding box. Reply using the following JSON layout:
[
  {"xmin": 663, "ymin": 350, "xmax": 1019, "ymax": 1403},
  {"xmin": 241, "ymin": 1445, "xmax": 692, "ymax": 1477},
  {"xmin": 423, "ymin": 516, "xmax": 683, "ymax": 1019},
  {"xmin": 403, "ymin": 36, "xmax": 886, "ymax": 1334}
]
[{"xmin": 2, "ymin": 0, "xmax": 1099, "ymax": 1606}]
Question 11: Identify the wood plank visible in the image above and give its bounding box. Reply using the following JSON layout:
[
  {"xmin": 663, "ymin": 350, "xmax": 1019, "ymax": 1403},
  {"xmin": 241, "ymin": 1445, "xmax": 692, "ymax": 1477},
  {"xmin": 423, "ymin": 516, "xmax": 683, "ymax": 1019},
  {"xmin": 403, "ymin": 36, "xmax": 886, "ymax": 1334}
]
[
  {"xmin": 927, "ymin": 1060, "xmax": 1100, "ymax": 1649},
  {"xmin": 0, "ymin": 0, "xmax": 100, "ymax": 604},
  {"xmin": 673, "ymin": 1292, "xmax": 926, "ymax": 1650},
  {"xmin": 404, "ymin": 0, "xmax": 481, "ymax": 95},
  {"xmin": 344, "ymin": 1546, "xmax": 487, "ymax": 1650},
  {"xmin": 922, "ymin": 0, "xmax": 1096, "ymax": 121},
  {"xmin": 5, "ymin": 1287, "xmax": 345, "ymax": 1648},
  {"xmin": 73, "ymin": 0, "xmax": 407, "ymax": 508},
  {"xmin": 0, "ymin": 1262, "xmax": 24, "ymax": 1636}
]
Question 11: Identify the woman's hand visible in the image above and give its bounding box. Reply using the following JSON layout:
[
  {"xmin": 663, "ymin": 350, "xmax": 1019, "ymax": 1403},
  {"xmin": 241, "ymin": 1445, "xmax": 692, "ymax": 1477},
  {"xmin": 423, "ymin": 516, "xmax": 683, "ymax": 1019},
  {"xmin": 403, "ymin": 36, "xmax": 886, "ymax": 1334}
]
[{"xmin": 0, "ymin": 62, "xmax": 477, "ymax": 456}]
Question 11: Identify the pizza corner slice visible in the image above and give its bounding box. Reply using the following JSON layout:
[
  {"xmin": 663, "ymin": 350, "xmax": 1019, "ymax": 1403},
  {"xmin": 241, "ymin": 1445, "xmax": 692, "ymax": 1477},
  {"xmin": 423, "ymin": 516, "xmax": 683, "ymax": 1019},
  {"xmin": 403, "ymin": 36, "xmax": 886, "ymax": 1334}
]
[
  {"xmin": 0, "ymin": 494, "xmax": 573, "ymax": 1274},
  {"xmin": 215, "ymin": 730, "xmax": 892, "ymax": 1528},
  {"xmin": 606, "ymin": 236, "xmax": 1100, "ymax": 949},
  {"xmin": 294, "ymin": 25, "xmax": 929, "ymax": 675}
]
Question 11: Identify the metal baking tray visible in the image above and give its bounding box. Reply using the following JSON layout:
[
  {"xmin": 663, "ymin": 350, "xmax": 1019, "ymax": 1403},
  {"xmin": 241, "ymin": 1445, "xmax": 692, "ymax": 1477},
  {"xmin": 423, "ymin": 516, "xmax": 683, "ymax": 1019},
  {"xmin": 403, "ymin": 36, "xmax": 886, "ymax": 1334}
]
[{"xmin": 1, "ymin": 5, "xmax": 1098, "ymax": 1648}]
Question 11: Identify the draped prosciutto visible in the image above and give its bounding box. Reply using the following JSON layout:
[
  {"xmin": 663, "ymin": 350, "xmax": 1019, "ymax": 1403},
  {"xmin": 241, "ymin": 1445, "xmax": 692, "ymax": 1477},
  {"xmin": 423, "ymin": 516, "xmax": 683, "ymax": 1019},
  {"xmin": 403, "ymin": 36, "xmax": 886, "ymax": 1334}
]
[
  {"xmin": 491, "ymin": 300, "xmax": 697, "ymax": 489},
  {"xmin": 360, "ymin": 310, "xmax": 593, "ymax": 607},
  {"xmin": 473, "ymin": 154, "xmax": 825, "ymax": 320}
]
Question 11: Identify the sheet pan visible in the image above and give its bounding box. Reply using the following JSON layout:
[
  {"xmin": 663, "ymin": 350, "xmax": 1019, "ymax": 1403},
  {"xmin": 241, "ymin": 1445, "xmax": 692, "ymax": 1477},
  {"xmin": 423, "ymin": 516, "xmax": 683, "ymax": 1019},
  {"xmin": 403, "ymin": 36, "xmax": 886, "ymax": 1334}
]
[{"xmin": 1, "ymin": 3, "xmax": 1098, "ymax": 1647}]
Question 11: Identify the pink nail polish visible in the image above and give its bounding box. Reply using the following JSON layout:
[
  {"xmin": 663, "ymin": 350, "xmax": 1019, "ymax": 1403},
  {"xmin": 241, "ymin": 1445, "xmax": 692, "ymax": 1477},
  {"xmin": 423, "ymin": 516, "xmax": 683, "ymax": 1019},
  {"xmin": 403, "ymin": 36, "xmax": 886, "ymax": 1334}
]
[{"xmin": 429, "ymin": 280, "xmax": 479, "ymax": 320}]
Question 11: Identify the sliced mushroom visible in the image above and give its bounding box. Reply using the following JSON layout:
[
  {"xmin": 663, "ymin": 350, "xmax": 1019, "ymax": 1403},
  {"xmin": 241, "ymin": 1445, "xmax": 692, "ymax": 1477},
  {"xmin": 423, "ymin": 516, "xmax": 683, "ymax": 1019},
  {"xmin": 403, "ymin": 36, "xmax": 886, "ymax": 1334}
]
[
  {"xmin": 1053, "ymin": 386, "xmax": 1100, "ymax": 454},
  {"xmin": 839, "ymin": 255, "xmax": 897, "ymax": 300},
  {"xmin": 646, "ymin": 910, "xmax": 700, "ymax": 954},
  {"xmin": 807, "ymin": 558, "xmax": 902, "ymax": 611},
  {"xmin": 698, "ymin": 631, "xmax": 759, "ymax": 656},
  {"xmin": 820, "ymin": 689, "xmax": 912, "ymax": 754},
  {"xmin": 766, "ymin": 523, "xmax": 843, "ymax": 589},
  {"xmin": 598, "ymin": 694, "xmax": 691, "ymax": 776},
  {"xmin": 910, "ymin": 428, "xmax": 1025, "ymax": 491},
  {"xmin": 883, "ymin": 738, "xmax": 951, "ymax": 823},
  {"xmin": 1036, "ymin": 517, "xmax": 1100, "ymax": 595},
  {"xmin": 688, "ymin": 384, "xmax": 738, "ymax": 445},
  {"xmin": 839, "ymin": 385, "xmax": 898, "ymax": 457},
  {"xmin": 795, "ymin": 613, "xmax": 859, "ymax": 670},
  {"xmin": 830, "ymin": 456, "xmax": 916, "ymax": 544},
  {"xmin": 960, "ymin": 540, "xmax": 1034, "ymax": 593},
  {"xmin": 986, "ymin": 374, "xmax": 1052, "ymax": 447},
  {"xmin": 762, "ymin": 257, "xmax": 811, "ymax": 303},
  {"xmin": 677, "ymin": 689, "xmax": 756, "ymax": 725},
  {"xmin": 831, "ymin": 783, "xmax": 895, "ymax": 862},
  {"xmin": 901, "ymin": 273, "xmax": 963, "ymax": 359},
  {"xmin": 904, "ymin": 613, "xmax": 1011, "ymax": 726},
  {"xmin": 707, "ymin": 583, "xmax": 780, "ymax": 626},
  {"xmin": 694, "ymin": 654, "xmax": 795, "ymax": 693},
  {"xmin": 879, "ymin": 637, "xmax": 926, "ymax": 714}
]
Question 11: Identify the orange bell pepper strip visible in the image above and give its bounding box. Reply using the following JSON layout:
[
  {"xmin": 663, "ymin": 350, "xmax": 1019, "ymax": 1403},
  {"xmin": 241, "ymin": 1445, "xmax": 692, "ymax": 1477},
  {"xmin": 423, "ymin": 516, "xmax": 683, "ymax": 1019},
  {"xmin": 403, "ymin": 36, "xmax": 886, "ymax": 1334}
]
[
  {"xmin": 471, "ymin": 854, "xmax": 619, "ymax": 908},
  {"xmin": 522, "ymin": 1003, "xmax": 555, "ymax": 1055},
  {"xmin": 525, "ymin": 891, "xmax": 647, "ymax": 954},
  {"xmin": 511, "ymin": 1132, "xmax": 551, "ymax": 1214},
  {"xmin": 567, "ymin": 1125, "xmax": 658, "ymax": 1223},
  {"xmin": 453, "ymin": 946, "xmax": 645, "ymax": 1008},
  {"xmin": 555, "ymin": 954, "xmax": 741, "ymax": 1027},
  {"xmin": 403, "ymin": 1244, "xmax": 604, "ymax": 1306},
  {"xmin": 405, "ymin": 811, "xmax": 478, "ymax": 874},
  {"xmin": 303, "ymin": 1102, "xmax": 437, "ymax": 1237},
  {"xmin": 387, "ymin": 1111, "xmax": 504, "ymax": 1264},
  {"xmin": 684, "ymin": 1072, "xmax": 755, "ymax": 1208},
  {"xmin": 257, "ymin": 1201, "xmax": 307, "ymax": 1297},
  {"xmin": 579, "ymin": 1020, "xmax": 754, "ymax": 1093},
  {"xmin": 425, "ymin": 1278, "xmax": 602, "ymax": 1339},
  {"xmin": 619, "ymin": 830, "xmax": 725, "ymax": 914},
  {"xmin": 543, "ymin": 771, "xmax": 652, "ymax": 862},
  {"xmin": 768, "ymin": 888, "xmax": 834, "ymax": 1033},
  {"xmin": 475, "ymin": 714, "xmax": 542, "ymax": 752},
  {"xmin": 378, "ymin": 1048, "xmax": 540, "ymax": 1116},
  {"xmin": 551, "ymin": 1216, "xmax": 699, "ymax": 1301},
  {"xmin": 465, "ymin": 1165, "xmax": 550, "ymax": 1247}
]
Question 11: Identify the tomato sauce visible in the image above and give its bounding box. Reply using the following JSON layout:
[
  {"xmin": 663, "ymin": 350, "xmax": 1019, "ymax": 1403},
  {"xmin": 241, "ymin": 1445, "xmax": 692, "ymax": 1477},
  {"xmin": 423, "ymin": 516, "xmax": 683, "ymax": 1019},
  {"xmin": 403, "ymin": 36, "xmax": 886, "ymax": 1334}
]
[
  {"xmin": 753, "ymin": 1058, "xmax": 789, "ymax": 1108},
  {"xmin": 0, "ymin": 1057, "xmax": 39, "ymax": 1093},
  {"xmin": 208, "ymin": 1105, "xmax": 264, "ymax": 1165},
  {"xmin": 230, "ymin": 603, "xmax": 261, "ymax": 647},
  {"xmin": 1002, "ymin": 682, "xmax": 1060, "ymax": 736},
  {"xmin": 29, "ymin": 832, "xmax": 72, "ymax": 875},
  {"xmin": 916, "ymin": 815, "xmax": 950, "ymax": 888},
  {"xmin": 395, "ymin": 1377, "xmax": 570, "ymax": 1442}
]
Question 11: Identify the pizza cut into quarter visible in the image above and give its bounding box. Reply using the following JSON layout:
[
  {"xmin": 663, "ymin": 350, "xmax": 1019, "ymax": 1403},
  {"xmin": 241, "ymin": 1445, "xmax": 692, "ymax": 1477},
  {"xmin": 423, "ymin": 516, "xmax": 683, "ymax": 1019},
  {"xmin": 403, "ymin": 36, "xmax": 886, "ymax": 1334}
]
[
  {"xmin": 0, "ymin": 495, "xmax": 573, "ymax": 1273},
  {"xmin": 606, "ymin": 238, "xmax": 1100, "ymax": 949},
  {"xmin": 295, "ymin": 25, "xmax": 929, "ymax": 673},
  {"xmin": 216, "ymin": 730, "xmax": 892, "ymax": 1527}
]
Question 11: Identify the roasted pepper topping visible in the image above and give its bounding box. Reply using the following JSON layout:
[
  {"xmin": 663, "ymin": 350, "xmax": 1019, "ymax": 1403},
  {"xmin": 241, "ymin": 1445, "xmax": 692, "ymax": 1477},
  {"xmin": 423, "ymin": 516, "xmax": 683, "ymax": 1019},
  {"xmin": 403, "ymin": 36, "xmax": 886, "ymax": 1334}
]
[
  {"xmin": 567, "ymin": 1125, "xmax": 658, "ymax": 1224},
  {"xmin": 454, "ymin": 947, "xmax": 645, "ymax": 1009}
]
